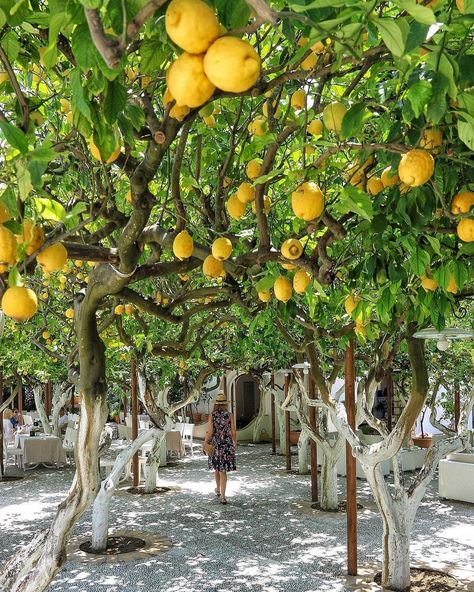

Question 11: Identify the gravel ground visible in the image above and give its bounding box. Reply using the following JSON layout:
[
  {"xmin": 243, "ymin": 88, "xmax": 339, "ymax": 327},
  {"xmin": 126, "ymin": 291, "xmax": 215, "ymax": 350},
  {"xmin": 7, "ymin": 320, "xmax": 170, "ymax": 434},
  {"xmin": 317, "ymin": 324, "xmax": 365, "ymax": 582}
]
[{"xmin": 0, "ymin": 444, "xmax": 473, "ymax": 592}]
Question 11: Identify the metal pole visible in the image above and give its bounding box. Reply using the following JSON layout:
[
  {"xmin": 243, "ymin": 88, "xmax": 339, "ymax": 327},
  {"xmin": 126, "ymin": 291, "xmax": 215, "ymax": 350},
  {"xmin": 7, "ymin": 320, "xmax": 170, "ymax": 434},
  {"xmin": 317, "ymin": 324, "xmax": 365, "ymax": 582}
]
[
  {"xmin": 270, "ymin": 373, "xmax": 276, "ymax": 455},
  {"xmin": 345, "ymin": 339, "xmax": 357, "ymax": 576},
  {"xmin": 285, "ymin": 373, "xmax": 291, "ymax": 471},
  {"xmin": 309, "ymin": 376, "xmax": 318, "ymax": 503},
  {"xmin": 386, "ymin": 371, "xmax": 393, "ymax": 432},
  {"xmin": 131, "ymin": 357, "xmax": 139, "ymax": 487}
]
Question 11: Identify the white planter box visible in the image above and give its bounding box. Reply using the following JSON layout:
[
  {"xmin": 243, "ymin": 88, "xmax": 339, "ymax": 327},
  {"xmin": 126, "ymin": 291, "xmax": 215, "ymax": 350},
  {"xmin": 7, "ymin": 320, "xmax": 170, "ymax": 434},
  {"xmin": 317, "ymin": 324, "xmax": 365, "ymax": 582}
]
[{"xmin": 439, "ymin": 453, "xmax": 474, "ymax": 504}]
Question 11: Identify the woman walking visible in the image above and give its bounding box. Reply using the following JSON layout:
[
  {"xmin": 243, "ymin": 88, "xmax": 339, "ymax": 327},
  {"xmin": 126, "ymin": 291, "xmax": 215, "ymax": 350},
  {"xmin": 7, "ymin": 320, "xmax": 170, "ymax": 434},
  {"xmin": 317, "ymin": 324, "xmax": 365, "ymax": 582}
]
[{"xmin": 204, "ymin": 393, "xmax": 237, "ymax": 504}]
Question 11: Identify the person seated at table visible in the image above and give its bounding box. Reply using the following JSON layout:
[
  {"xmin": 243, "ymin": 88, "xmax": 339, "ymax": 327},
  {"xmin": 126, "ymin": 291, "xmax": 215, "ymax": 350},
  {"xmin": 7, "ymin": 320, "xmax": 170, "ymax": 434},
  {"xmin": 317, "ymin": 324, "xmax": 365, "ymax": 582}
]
[
  {"xmin": 10, "ymin": 409, "xmax": 22, "ymax": 430},
  {"xmin": 2, "ymin": 409, "xmax": 15, "ymax": 444},
  {"xmin": 58, "ymin": 409, "xmax": 69, "ymax": 433}
]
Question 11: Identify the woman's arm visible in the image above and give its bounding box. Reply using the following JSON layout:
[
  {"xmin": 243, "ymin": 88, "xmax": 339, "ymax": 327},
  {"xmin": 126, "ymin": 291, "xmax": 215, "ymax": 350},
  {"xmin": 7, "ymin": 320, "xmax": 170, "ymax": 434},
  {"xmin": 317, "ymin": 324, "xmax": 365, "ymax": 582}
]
[
  {"xmin": 204, "ymin": 414, "xmax": 213, "ymax": 444},
  {"xmin": 230, "ymin": 414, "xmax": 237, "ymax": 446}
]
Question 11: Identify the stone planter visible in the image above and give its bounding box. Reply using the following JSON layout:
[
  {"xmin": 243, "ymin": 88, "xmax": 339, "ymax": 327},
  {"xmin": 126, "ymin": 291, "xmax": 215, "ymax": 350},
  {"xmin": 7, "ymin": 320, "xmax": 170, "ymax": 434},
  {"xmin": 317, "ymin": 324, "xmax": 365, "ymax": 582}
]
[{"xmin": 412, "ymin": 436, "xmax": 433, "ymax": 448}]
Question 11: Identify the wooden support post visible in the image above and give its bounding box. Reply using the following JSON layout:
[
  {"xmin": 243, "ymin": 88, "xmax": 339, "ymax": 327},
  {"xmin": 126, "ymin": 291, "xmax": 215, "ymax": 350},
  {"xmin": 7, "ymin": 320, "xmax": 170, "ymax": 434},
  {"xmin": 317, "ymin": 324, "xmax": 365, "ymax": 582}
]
[
  {"xmin": 131, "ymin": 357, "xmax": 139, "ymax": 487},
  {"xmin": 285, "ymin": 373, "xmax": 291, "ymax": 472},
  {"xmin": 45, "ymin": 381, "xmax": 52, "ymax": 418},
  {"xmin": 345, "ymin": 339, "xmax": 357, "ymax": 576},
  {"xmin": 386, "ymin": 371, "xmax": 393, "ymax": 432},
  {"xmin": 309, "ymin": 376, "xmax": 318, "ymax": 503},
  {"xmin": 70, "ymin": 388, "xmax": 75, "ymax": 414},
  {"xmin": 454, "ymin": 380, "xmax": 460, "ymax": 431},
  {"xmin": 270, "ymin": 373, "xmax": 276, "ymax": 455},
  {"xmin": 0, "ymin": 369, "xmax": 4, "ymax": 476}
]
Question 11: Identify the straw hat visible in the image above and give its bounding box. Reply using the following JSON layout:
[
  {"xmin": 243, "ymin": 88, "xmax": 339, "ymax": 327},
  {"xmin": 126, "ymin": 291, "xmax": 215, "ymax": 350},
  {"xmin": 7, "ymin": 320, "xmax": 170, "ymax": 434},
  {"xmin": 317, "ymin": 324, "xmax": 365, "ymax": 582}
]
[{"xmin": 215, "ymin": 393, "xmax": 228, "ymax": 405}]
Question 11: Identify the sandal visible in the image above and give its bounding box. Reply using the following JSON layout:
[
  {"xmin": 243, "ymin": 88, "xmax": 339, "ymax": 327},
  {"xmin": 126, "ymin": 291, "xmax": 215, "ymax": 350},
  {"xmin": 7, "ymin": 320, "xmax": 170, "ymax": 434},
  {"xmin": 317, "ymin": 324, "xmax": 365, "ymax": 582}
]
[
  {"xmin": 220, "ymin": 496, "xmax": 227, "ymax": 505},
  {"xmin": 215, "ymin": 488, "xmax": 221, "ymax": 497}
]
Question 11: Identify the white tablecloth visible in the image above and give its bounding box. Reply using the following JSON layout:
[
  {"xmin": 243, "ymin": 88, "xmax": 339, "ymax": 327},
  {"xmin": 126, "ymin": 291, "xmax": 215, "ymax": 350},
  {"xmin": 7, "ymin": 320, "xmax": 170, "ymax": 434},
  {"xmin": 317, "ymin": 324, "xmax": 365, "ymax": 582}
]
[{"xmin": 16, "ymin": 435, "xmax": 67, "ymax": 466}]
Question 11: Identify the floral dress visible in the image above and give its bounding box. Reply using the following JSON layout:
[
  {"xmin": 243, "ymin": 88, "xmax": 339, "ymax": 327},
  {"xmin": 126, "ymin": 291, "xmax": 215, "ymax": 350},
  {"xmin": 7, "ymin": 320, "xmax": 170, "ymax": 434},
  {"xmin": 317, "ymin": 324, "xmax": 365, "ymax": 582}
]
[{"xmin": 208, "ymin": 408, "xmax": 236, "ymax": 472}]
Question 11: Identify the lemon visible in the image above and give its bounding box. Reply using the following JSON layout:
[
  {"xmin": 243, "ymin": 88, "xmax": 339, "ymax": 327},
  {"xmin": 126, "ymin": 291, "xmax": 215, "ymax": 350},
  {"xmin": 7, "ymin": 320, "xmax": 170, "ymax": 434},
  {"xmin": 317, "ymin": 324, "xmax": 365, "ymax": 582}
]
[
  {"xmin": 274, "ymin": 276, "xmax": 292, "ymax": 302},
  {"xmin": 30, "ymin": 111, "xmax": 44, "ymax": 126},
  {"xmin": 457, "ymin": 218, "xmax": 474, "ymax": 242},
  {"xmin": 344, "ymin": 293, "xmax": 360, "ymax": 315},
  {"xmin": 0, "ymin": 225, "xmax": 17, "ymax": 268},
  {"xmin": 322, "ymin": 102, "xmax": 347, "ymax": 134},
  {"xmin": 311, "ymin": 40, "xmax": 325, "ymax": 54},
  {"xmin": 293, "ymin": 270, "xmax": 311, "ymax": 294},
  {"xmin": 248, "ymin": 117, "xmax": 266, "ymax": 137},
  {"xmin": 398, "ymin": 149, "xmax": 434, "ymax": 187},
  {"xmin": 226, "ymin": 194, "xmax": 246, "ymax": 220},
  {"xmin": 163, "ymin": 87, "xmax": 191, "ymax": 121},
  {"xmin": 237, "ymin": 182, "xmax": 255, "ymax": 204},
  {"xmin": 89, "ymin": 137, "xmax": 121, "ymax": 164},
  {"xmin": 456, "ymin": 0, "xmax": 464, "ymax": 12},
  {"xmin": 366, "ymin": 176, "xmax": 384, "ymax": 196},
  {"xmin": 251, "ymin": 195, "xmax": 271, "ymax": 215},
  {"xmin": 1, "ymin": 286, "xmax": 38, "ymax": 321},
  {"xmin": 59, "ymin": 98, "xmax": 70, "ymax": 114},
  {"xmin": 0, "ymin": 202, "xmax": 11, "ymax": 223},
  {"xmin": 212, "ymin": 237, "xmax": 232, "ymax": 261},
  {"xmin": 126, "ymin": 190, "xmax": 133, "ymax": 204},
  {"xmin": 42, "ymin": 331, "xmax": 50, "ymax": 339},
  {"xmin": 36, "ymin": 243, "xmax": 68, "ymax": 274},
  {"xmin": 281, "ymin": 238, "xmax": 303, "ymax": 260},
  {"xmin": 20, "ymin": 220, "xmax": 45, "ymax": 255},
  {"xmin": 447, "ymin": 274, "xmax": 457, "ymax": 294},
  {"xmin": 203, "ymin": 255, "xmax": 224, "ymax": 278},
  {"xmin": 281, "ymin": 262, "xmax": 296, "ymax": 270},
  {"xmin": 421, "ymin": 276, "xmax": 438, "ymax": 291},
  {"xmin": 419, "ymin": 128, "xmax": 443, "ymax": 151},
  {"xmin": 246, "ymin": 159, "xmax": 262, "ymax": 180},
  {"xmin": 381, "ymin": 167, "xmax": 399, "ymax": 187},
  {"xmin": 173, "ymin": 230, "xmax": 194, "ymax": 260},
  {"xmin": 258, "ymin": 290, "xmax": 271, "ymax": 302},
  {"xmin": 291, "ymin": 89, "xmax": 306, "ymax": 110},
  {"xmin": 165, "ymin": 0, "xmax": 220, "ymax": 54},
  {"xmin": 114, "ymin": 304, "xmax": 125, "ymax": 315},
  {"xmin": 301, "ymin": 52, "xmax": 317, "ymax": 70},
  {"xmin": 307, "ymin": 119, "xmax": 323, "ymax": 137},
  {"xmin": 451, "ymin": 191, "xmax": 474, "ymax": 214},
  {"xmin": 0, "ymin": 71, "xmax": 9, "ymax": 84},
  {"xmin": 65, "ymin": 308, "xmax": 74, "ymax": 319},
  {"xmin": 167, "ymin": 53, "xmax": 215, "ymax": 108},
  {"xmin": 203, "ymin": 36, "xmax": 260, "ymax": 93},
  {"xmin": 124, "ymin": 304, "xmax": 134, "ymax": 315},
  {"xmin": 291, "ymin": 182, "xmax": 324, "ymax": 221}
]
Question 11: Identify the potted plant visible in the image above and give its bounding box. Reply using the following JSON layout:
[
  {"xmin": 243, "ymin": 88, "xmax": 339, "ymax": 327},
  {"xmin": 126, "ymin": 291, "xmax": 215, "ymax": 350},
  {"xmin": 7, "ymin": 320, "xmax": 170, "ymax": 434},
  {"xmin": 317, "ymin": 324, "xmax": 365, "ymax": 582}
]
[{"xmin": 412, "ymin": 406, "xmax": 432, "ymax": 448}]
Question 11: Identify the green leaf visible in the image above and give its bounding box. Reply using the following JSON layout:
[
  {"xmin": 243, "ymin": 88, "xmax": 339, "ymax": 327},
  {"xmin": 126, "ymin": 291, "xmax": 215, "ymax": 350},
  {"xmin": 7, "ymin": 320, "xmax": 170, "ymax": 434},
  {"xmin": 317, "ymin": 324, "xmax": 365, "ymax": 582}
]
[
  {"xmin": 0, "ymin": 120, "xmax": 29, "ymax": 153},
  {"xmin": 8, "ymin": 265, "xmax": 21, "ymax": 288},
  {"xmin": 104, "ymin": 80, "xmax": 127, "ymax": 124},
  {"xmin": 140, "ymin": 35, "xmax": 166, "ymax": 74},
  {"xmin": 405, "ymin": 21, "xmax": 429, "ymax": 53},
  {"xmin": 373, "ymin": 17, "xmax": 407, "ymax": 57},
  {"xmin": 341, "ymin": 102, "xmax": 369, "ymax": 139},
  {"xmin": 427, "ymin": 73, "xmax": 448, "ymax": 124},
  {"xmin": 71, "ymin": 24, "xmax": 97, "ymax": 70},
  {"xmin": 406, "ymin": 80, "xmax": 432, "ymax": 118},
  {"xmin": 425, "ymin": 235, "xmax": 441, "ymax": 257},
  {"xmin": 70, "ymin": 68, "xmax": 91, "ymax": 121},
  {"xmin": 34, "ymin": 197, "xmax": 67, "ymax": 222},
  {"xmin": 15, "ymin": 160, "xmax": 32, "ymax": 200},
  {"xmin": 409, "ymin": 246, "xmax": 430, "ymax": 277},
  {"xmin": 1, "ymin": 30, "xmax": 20, "ymax": 61},
  {"xmin": 339, "ymin": 186, "xmax": 373, "ymax": 221},
  {"xmin": 397, "ymin": 0, "xmax": 435, "ymax": 25},
  {"xmin": 0, "ymin": 8, "xmax": 5, "ymax": 28},
  {"xmin": 458, "ymin": 118, "xmax": 474, "ymax": 150},
  {"xmin": 0, "ymin": 186, "xmax": 19, "ymax": 218},
  {"xmin": 255, "ymin": 274, "xmax": 276, "ymax": 292},
  {"xmin": 426, "ymin": 51, "xmax": 458, "ymax": 99}
]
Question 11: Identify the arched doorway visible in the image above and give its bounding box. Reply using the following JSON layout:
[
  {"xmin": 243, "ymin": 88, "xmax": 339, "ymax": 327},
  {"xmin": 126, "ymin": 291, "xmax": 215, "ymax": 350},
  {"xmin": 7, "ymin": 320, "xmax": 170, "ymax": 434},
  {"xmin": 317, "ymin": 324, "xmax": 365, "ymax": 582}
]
[{"xmin": 233, "ymin": 374, "xmax": 260, "ymax": 429}]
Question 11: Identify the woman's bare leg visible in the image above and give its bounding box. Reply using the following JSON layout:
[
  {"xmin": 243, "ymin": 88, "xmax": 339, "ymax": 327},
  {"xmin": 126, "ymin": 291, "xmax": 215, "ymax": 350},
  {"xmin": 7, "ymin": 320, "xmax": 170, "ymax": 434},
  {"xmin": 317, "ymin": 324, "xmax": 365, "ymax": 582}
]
[
  {"xmin": 214, "ymin": 470, "xmax": 220, "ymax": 494},
  {"xmin": 219, "ymin": 471, "xmax": 227, "ymax": 501}
]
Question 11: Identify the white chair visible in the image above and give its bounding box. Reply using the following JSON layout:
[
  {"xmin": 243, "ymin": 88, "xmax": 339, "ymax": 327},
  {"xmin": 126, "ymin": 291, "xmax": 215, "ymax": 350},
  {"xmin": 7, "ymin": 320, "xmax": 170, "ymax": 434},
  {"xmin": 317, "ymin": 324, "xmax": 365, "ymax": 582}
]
[
  {"xmin": 139, "ymin": 420, "xmax": 150, "ymax": 430},
  {"xmin": 63, "ymin": 427, "xmax": 78, "ymax": 464},
  {"xmin": 174, "ymin": 422, "xmax": 185, "ymax": 437},
  {"xmin": 118, "ymin": 425, "xmax": 132, "ymax": 440},
  {"xmin": 22, "ymin": 415, "xmax": 33, "ymax": 426},
  {"xmin": 6, "ymin": 445, "xmax": 24, "ymax": 470},
  {"xmin": 125, "ymin": 416, "xmax": 132, "ymax": 427},
  {"xmin": 182, "ymin": 423, "xmax": 194, "ymax": 456}
]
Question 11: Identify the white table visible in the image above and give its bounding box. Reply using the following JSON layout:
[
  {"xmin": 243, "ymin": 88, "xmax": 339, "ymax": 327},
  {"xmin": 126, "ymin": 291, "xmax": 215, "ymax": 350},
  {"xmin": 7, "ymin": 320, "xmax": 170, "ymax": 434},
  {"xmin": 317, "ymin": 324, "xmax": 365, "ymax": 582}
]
[{"xmin": 15, "ymin": 434, "xmax": 67, "ymax": 469}]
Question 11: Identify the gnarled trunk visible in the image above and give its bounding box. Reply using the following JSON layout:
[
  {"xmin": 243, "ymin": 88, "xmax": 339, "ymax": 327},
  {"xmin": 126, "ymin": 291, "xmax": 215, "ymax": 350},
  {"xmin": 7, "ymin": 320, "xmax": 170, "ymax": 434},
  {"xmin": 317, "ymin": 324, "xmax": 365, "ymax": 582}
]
[
  {"xmin": 275, "ymin": 395, "xmax": 286, "ymax": 455},
  {"xmin": 382, "ymin": 528, "xmax": 411, "ymax": 591},
  {"xmin": 144, "ymin": 431, "xmax": 166, "ymax": 493},
  {"xmin": 297, "ymin": 429, "xmax": 309, "ymax": 474},
  {"xmin": 33, "ymin": 386, "xmax": 52, "ymax": 435},
  {"xmin": 320, "ymin": 452, "xmax": 339, "ymax": 510}
]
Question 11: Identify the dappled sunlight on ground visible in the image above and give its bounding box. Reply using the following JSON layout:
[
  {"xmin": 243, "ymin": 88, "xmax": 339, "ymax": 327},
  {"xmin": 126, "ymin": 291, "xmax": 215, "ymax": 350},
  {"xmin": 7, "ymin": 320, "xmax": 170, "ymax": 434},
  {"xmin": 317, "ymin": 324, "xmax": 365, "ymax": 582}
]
[{"xmin": 0, "ymin": 444, "xmax": 473, "ymax": 591}]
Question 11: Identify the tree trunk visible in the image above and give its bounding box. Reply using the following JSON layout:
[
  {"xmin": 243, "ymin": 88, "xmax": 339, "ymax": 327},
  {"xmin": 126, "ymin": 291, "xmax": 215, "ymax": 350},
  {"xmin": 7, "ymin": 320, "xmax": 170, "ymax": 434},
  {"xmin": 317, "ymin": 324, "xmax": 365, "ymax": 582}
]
[
  {"xmin": 252, "ymin": 384, "xmax": 266, "ymax": 443},
  {"xmin": 297, "ymin": 429, "xmax": 309, "ymax": 474},
  {"xmin": 382, "ymin": 527, "xmax": 411, "ymax": 591},
  {"xmin": 51, "ymin": 385, "xmax": 74, "ymax": 438},
  {"xmin": 91, "ymin": 428, "xmax": 158, "ymax": 551},
  {"xmin": 320, "ymin": 452, "xmax": 339, "ymax": 510},
  {"xmin": 275, "ymin": 395, "xmax": 286, "ymax": 455},
  {"xmin": 33, "ymin": 386, "xmax": 52, "ymax": 435},
  {"xmin": 144, "ymin": 431, "xmax": 166, "ymax": 493}
]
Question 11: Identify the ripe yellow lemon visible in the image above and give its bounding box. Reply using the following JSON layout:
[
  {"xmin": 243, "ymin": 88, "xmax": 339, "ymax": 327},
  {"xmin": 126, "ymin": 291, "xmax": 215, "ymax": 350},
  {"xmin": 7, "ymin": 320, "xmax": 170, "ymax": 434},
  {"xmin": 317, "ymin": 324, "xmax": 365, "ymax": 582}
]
[
  {"xmin": 293, "ymin": 270, "xmax": 311, "ymax": 294},
  {"xmin": 0, "ymin": 71, "xmax": 9, "ymax": 84},
  {"xmin": 274, "ymin": 276, "xmax": 292, "ymax": 302},
  {"xmin": 124, "ymin": 304, "xmax": 134, "ymax": 315},
  {"xmin": 246, "ymin": 159, "xmax": 262, "ymax": 180},
  {"xmin": 20, "ymin": 220, "xmax": 45, "ymax": 255},
  {"xmin": 322, "ymin": 102, "xmax": 347, "ymax": 134},
  {"xmin": 301, "ymin": 52, "xmax": 317, "ymax": 70},
  {"xmin": 0, "ymin": 225, "xmax": 17, "ymax": 269},
  {"xmin": 167, "ymin": 53, "xmax": 215, "ymax": 108},
  {"xmin": 344, "ymin": 293, "xmax": 361, "ymax": 315},
  {"xmin": 281, "ymin": 238, "xmax": 303, "ymax": 260},
  {"xmin": 212, "ymin": 237, "xmax": 233, "ymax": 261},
  {"xmin": 457, "ymin": 218, "xmax": 474, "ymax": 242},
  {"xmin": 281, "ymin": 262, "xmax": 296, "ymax": 270},
  {"xmin": 1, "ymin": 286, "xmax": 38, "ymax": 321},
  {"xmin": 165, "ymin": 0, "xmax": 220, "ymax": 54},
  {"xmin": 366, "ymin": 176, "xmax": 384, "ymax": 196},
  {"xmin": 447, "ymin": 274, "xmax": 457, "ymax": 294},
  {"xmin": 419, "ymin": 128, "xmax": 443, "ymax": 151},
  {"xmin": 381, "ymin": 167, "xmax": 399, "ymax": 187},
  {"xmin": 42, "ymin": 331, "xmax": 50, "ymax": 339},
  {"xmin": 237, "ymin": 182, "xmax": 255, "ymax": 204},
  {"xmin": 163, "ymin": 87, "xmax": 191, "ymax": 121},
  {"xmin": 114, "ymin": 304, "xmax": 125, "ymax": 315},
  {"xmin": 421, "ymin": 276, "xmax": 438, "ymax": 291},
  {"xmin": 203, "ymin": 255, "xmax": 224, "ymax": 278},
  {"xmin": 291, "ymin": 89, "xmax": 306, "ymax": 110},
  {"xmin": 451, "ymin": 191, "xmax": 474, "ymax": 214},
  {"xmin": 311, "ymin": 40, "xmax": 325, "ymax": 54},
  {"xmin": 173, "ymin": 230, "xmax": 194, "ymax": 259},
  {"xmin": 307, "ymin": 119, "xmax": 323, "ymax": 137},
  {"xmin": 0, "ymin": 202, "xmax": 11, "ymax": 223},
  {"xmin": 398, "ymin": 149, "xmax": 434, "ymax": 187},
  {"xmin": 456, "ymin": 0, "xmax": 464, "ymax": 12},
  {"xmin": 36, "ymin": 243, "xmax": 68, "ymax": 273},
  {"xmin": 226, "ymin": 194, "xmax": 246, "ymax": 220},
  {"xmin": 65, "ymin": 308, "xmax": 74, "ymax": 319},
  {"xmin": 248, "ymin": 117, "xmax": 266, "ymax": 137},
  {"xmin": 251, "ymin": 195, "xmax": 271, "ymax": 215},
  {"xmin": 59, "ymin": 98, "xmax": 70, "ymax": 113},
  {"xmin": 291, "ymin": 182, "xmax": 324, "ymax": 221},
  {"xmin": 203, "ymin": 36, "xmax": 261, "ymax": 93},
  {"xmin": 257, "ymin": 290, "xmax": 271, "ymax": 302}
]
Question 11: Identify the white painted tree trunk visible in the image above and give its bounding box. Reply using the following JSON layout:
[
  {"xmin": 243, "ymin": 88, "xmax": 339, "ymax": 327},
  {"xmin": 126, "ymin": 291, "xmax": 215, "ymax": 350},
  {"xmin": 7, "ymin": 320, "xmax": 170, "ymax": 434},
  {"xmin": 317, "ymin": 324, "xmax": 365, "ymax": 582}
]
[
  {"xmin": 320, "ymin": 451, "xmax": 339, "ymax": 510},
  {"xmin": 252, "ymin": 387, "xmax": 266, "ymax": 443},
  {"xmin": 383, "ymin": 528, "xmax": 411, "ymax": 590},
  {"xmin": 144, "ymin": 431, "xmax": 166, "ymax": 493},
  {"xmin": 33, "ymin": 386, "xmax": 52, "ymax": 435},
  {"xmin": 91, "ymin": 428, "xmax": 158, "ymax": 551},
  {"xmin": 50, "ymin": 385, "xmax": 74, "ymax": 438},
  {"xmin": 274, "ymin": 394, "xmax": 286, "ymax": 455},
  {"xmin": 297, "ymin": 429, "xmax": 309, "ymax": 474}
]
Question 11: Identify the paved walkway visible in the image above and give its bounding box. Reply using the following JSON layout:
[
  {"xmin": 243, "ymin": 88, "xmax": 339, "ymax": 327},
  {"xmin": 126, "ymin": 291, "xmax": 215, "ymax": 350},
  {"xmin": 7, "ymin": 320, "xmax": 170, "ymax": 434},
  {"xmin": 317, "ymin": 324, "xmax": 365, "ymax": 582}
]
[{"xmin": 0, "ymin": 444, "xmax": 473, "ymax": 591}]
